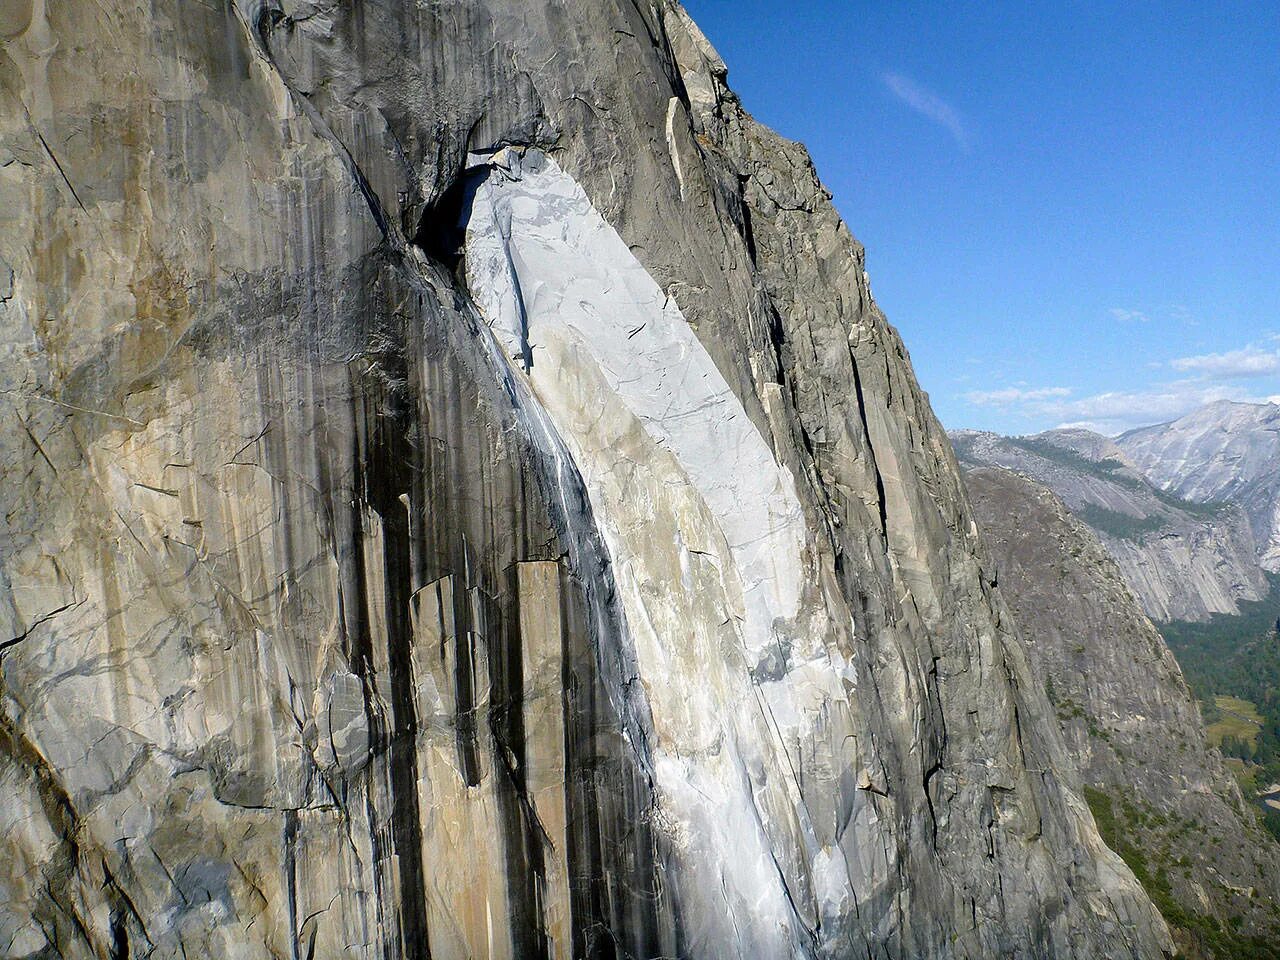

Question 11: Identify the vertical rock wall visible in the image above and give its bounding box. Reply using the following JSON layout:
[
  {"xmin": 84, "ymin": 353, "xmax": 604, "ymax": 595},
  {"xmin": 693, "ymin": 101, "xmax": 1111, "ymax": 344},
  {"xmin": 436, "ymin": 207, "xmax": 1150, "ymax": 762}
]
[{"xmin": 0, "ymin": 1, "xmax": 1174, "ymax": 957}]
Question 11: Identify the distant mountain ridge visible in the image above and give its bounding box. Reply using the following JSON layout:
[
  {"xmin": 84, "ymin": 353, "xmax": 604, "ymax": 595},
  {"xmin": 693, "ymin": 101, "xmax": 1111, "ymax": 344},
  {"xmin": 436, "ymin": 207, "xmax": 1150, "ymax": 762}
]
[
  {"xmin": 952, "ymin": 425, "xmax": 1267, "ymax": 622},
  {"xmin": 1119, "ymin": 401, "xmax": 1280, "ymax": 573}
]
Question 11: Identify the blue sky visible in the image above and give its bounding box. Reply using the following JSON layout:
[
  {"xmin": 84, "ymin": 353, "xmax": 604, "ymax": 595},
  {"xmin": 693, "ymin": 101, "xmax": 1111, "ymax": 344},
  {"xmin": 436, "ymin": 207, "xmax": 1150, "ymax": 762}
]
[{"xmin": 681, "ymin": 1, "xmax": 1280, "ymax": 435}]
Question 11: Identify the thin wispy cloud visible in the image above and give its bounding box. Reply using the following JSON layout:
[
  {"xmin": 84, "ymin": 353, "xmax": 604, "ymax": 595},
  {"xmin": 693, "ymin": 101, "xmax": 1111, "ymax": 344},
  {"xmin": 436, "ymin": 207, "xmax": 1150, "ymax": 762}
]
[
  {"xmin": 963, "ymin": 386, "xmax": 1071, "ymax": 406},
  {"xmin": 1109, "ymin": 307, "xmax": 1150, "ymax": 324},
  {"xmin": 1170, "ymin": 344, "xmax": 1280, "ymax": 378},
  {"xmin": 1038, "ymin": 383, "xmax": 1249, "ymax": 431},
  {"xmin": 883, "ymin": 72, "xmax": 969, "ymax": 152},
  {"xmin": 1168, "ymin": 304, "xmax": 1198, "ymax": 326},
  {"xmin": 1107, "ymin": 304, "xmax": 1209, "ymax": 327},
  {"xmin": 958, "ymin": 376, "xmax": 1280, "ymax": 434},
  {"xmin": 958, "ymin": 338, "xmax": 1280, "ymax": 432}
]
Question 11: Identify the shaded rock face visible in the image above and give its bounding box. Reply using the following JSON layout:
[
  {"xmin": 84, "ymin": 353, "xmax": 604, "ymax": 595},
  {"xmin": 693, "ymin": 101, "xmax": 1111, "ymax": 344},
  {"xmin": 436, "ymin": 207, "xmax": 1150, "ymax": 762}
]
[
  {"xmin": 1118, "ymin": 401, "xmax": 1280, "ymax": 575},
  {"xmin": 965, "ymin": 466, "xmax": 1280, "ymax": 957},
  {"xmin": 0, "ymin": 2, "xmax": 1173, "ymax": 958},
  {"xmin": 953, "ymin": 429, "xmax": 1266, "ymax": 622}
]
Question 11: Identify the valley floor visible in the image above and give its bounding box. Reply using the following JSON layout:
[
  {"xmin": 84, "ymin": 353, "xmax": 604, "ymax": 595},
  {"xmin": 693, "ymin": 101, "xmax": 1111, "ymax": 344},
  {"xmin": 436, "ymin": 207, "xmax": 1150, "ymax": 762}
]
[{"xmin": 1161, "ymin": 574, "xmax": 1280, "ymax": 841}]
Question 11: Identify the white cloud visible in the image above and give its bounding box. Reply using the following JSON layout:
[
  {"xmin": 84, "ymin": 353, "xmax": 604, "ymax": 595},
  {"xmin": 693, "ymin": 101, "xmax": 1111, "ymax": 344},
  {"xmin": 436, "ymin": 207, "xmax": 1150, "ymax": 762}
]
[
  {"xmin": 1042, "ymin": 385, "xmax": 1230, "ymax": 420},
  {"xmin": 883, "ymin": 72, "xmax": 968, "ymax": 151},
  {"xmin": 1034, "ymin": 381, "xmax": 1256, "ymax": 434},
  {"xmin": 1170, "ymin": 344, "xmax": 1280, "ymax": 378},
  {"xmin": 955, "ymin": 338, "xmax": 1280, "ymax": 433},
  {"xmin": 959, "ymin": 378, "xmax": 1274, "ymax": 435},
  {"xmin": 1109, "ymin": 307, "xmax": 1150, "ymax": 324},
  {"xmin": 963, "ymin": 386, "xmax": 1071, "ymax": 406}
]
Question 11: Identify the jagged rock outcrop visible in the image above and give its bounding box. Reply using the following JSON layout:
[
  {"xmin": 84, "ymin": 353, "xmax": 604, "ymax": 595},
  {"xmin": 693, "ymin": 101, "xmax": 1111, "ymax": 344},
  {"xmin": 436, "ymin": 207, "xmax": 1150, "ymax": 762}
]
[
  {"xmin": 953, "ymin": 428, "xmax": 1266, "ymax": 621},
  {"xmin": 0, "ymin": 2, "xmax": 1173, "ymax": 957},
  {"xmin": 1119, "ymin": 401, "xmax": 1280, "ymax": 575},
  {"xmin": 966, "ymin": 465, "xmax": 1280, "ymax": 959}
]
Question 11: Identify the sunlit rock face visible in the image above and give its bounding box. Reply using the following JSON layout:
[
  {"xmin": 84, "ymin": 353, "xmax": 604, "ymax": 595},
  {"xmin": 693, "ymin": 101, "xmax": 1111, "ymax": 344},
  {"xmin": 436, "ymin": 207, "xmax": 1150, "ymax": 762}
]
[
  {"xmin": 1118, "ymin": 401, "xmax": 1280, "ymax": 576},
  {"xmin": 0, "ymin": 1, "xmax": 1173, "ymax": 958}
]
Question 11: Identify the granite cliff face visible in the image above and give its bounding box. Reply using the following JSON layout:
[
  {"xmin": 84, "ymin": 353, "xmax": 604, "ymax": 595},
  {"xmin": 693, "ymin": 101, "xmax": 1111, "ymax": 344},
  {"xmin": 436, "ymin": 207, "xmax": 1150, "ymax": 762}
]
[
  {"xmin": 953, "ymin": 428, "xmax": 1266, "ymax": 622},
  {"xmin": 1119, "ymin": 401, "xmax": 1280, "ymax": 575},
  {"xmin": 0, "ymin": 2, "xmax": 1173, "ymax": 958},
  {"xmin": 965, "ymin": 466, "xmax": 1280, "ymax": 958}
]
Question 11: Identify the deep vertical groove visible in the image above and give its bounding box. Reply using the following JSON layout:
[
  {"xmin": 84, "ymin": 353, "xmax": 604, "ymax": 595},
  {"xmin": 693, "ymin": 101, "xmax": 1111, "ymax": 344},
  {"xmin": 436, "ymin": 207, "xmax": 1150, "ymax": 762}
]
[
  {"xmin": 283, "ymin": 809, "xmax": 300, "ymax": 960},
  {"xmin": 849, "ymin": 352, "xmax": 890, "ymax": 538},
  {"xmin": 364, "ymin": 375, "xmax": 433, "ymax": 960},
  {"xmin": 109, "ymin": 909, "xmax": 128, "ymax": 960}
]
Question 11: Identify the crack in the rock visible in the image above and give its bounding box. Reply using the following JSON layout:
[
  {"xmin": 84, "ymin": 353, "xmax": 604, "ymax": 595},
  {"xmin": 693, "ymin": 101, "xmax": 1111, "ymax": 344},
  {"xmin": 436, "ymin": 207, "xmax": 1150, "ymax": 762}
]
[{"xmin": 0, "ymin": 597, "xmax": 84, "ymax": 657}]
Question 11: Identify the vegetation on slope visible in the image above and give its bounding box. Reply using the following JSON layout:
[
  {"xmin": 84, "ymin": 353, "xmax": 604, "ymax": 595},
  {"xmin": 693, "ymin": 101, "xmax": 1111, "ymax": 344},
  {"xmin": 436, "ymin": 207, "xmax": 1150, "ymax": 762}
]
[
  {"xmin": 1161, "ymin": 573, "xmax": 1280, "ymax": 806},
  {"xmin": 1073, "ymin": 502, "xmax": 1167, "ymax": 540},
  {"xmin": 1005, "ymin": 436, "xmax": 1230, "ymax": 518},
  {"xmin": 1209, "ymin": 696, "xmax": 1264, "ymax": 752},
  {"xmin": 1085, "ymin": 787, "xmax": 1280, "ymax": 960}
]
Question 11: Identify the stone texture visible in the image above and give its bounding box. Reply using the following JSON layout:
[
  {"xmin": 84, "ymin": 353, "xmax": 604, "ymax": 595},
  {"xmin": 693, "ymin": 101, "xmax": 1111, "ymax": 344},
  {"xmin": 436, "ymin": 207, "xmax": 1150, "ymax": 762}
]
[
  {"xmin": 953, "ymin": 428, "xmax": 1266, "ymax": 622},
  {"xmin": 966, "ymin": 465, "xmax": 1280, "ymax": 958},
  {"xmin": 1119, "ymin": 401, "xmax": 1280, "ymax": 575},
  {"xmin": 0, "ymin": 2, "xmax": 1174, "ymax": 958}
]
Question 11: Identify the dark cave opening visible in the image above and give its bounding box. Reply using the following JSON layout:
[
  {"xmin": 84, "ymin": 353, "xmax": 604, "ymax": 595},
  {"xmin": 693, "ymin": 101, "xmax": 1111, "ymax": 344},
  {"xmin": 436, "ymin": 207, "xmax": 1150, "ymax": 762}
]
[{"xmin": 413, "ymin": 170, "xmax": 485, "ymax": 277}]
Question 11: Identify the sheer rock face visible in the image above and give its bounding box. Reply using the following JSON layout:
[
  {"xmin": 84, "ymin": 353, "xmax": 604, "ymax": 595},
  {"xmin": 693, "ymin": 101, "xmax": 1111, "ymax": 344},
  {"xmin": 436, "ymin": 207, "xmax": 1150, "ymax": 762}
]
[
  {"xmin": 0, "ymin": 2, "xmax": 1172, "ymax": 958},
  {"xmin": 953, "ymin": 428, "xmax": 1267, "ymax": 622},
  {"xmin": 1118, "ymin": 401, "xmax": 1280, "ymax": 575},
  {"xmin": 965, "ymin": 466, "xmax": 1280, "ymax": 955}
]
